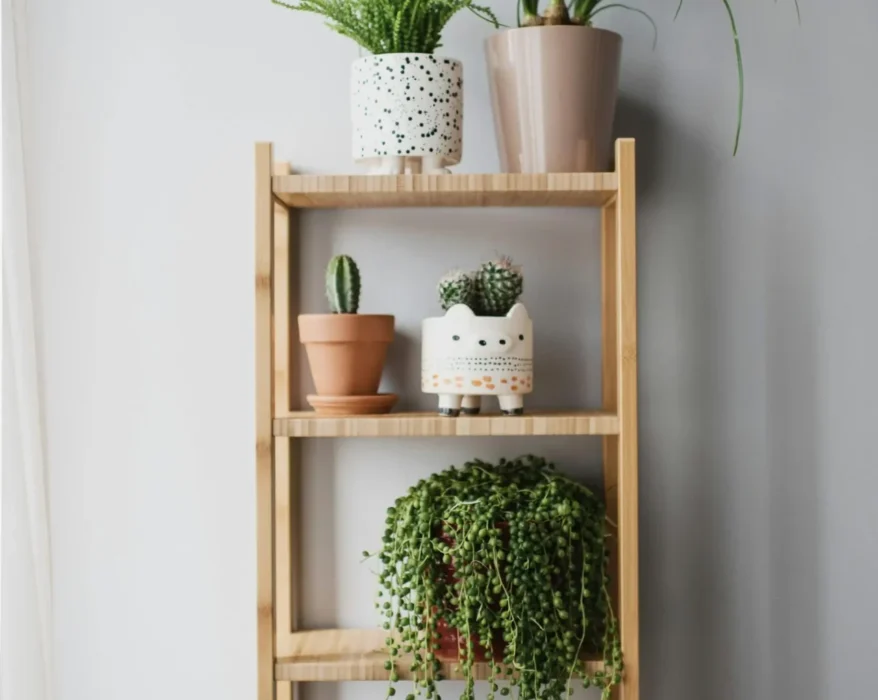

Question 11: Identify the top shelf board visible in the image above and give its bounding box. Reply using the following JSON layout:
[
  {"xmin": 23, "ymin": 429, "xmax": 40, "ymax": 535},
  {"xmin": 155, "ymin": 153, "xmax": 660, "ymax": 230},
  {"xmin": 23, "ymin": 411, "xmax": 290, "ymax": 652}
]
[{"xmin": 273, "ymin": 172, "xmax": 618, "ymax": 209}]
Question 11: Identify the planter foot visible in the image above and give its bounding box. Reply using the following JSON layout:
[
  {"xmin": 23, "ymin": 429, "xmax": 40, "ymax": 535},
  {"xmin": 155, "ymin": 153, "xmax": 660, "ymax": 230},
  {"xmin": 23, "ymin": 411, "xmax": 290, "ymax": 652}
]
[
  {"xmin": 499, "ymin": 395, "xmax": 524, "ymax": 415},
  {"xmin": 421, "ymin": 155, "xmax": 450, "ymax": 174},
  {"xmin": 461, "ymin": 395, "xmax": 481, "ymax": 416},
  {"xmin": 368, "ymin": 156, "xmax": 405, "ymax": 175},
  {"xmin": 438, "ymin": 394, "xmax": 463, "ymax": 417}
]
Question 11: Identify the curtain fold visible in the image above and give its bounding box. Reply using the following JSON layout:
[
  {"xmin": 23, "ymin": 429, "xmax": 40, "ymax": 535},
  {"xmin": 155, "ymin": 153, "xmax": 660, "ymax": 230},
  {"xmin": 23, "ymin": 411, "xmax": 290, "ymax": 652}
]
[{"xmin": 2, "ymin": 0, "xmax": 54, "ymax": 697}]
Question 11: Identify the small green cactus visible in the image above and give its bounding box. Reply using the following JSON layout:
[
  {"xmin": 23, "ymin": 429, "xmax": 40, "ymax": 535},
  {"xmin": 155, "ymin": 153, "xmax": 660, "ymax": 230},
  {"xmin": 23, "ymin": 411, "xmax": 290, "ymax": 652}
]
[
  {"xmin": 437, "ymin": 269, "xmax": 476, "ymax": 311},
  {"xmin": 325, "ymin": 255, "xmax": 361, "ymax": 314},
  {"xmin": 476, "ymin": 256, "xmax": 523, "ymax": 316}
]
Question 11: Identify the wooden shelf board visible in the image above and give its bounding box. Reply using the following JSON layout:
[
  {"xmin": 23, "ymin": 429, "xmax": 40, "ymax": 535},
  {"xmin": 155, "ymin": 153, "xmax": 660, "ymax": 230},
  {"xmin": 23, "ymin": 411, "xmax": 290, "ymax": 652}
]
[
  {"xmin": 274, "ymin": 410, "xmax": 619, "ymax": 438},
  {"xmin": 274, "ymin": 629, "xmax": 604, "ymax": 682},
  {"xmin": 273, "ymin": 172, "xmax": 617, "ymax": 208}
]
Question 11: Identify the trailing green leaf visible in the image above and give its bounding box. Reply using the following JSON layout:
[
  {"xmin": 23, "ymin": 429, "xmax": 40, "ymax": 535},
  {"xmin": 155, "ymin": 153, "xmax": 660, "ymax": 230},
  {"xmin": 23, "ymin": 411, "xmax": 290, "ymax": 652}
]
[{"xmin": 371, "ymin": 455, "xmax": 622, "ymax": 700}]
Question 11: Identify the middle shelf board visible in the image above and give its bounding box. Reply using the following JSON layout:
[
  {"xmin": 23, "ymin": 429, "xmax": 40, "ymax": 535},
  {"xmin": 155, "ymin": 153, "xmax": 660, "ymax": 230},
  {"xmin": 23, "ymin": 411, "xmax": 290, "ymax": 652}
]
[
  {"xmin": 272, "ymin": 172, "xmax": 618, "ymax": 209},
  {"xmin": 274, "ymin": 410, "xmax": 619, "ymax": 438},
  {"xmin": 274, "ymin": 629, "xmax": 605, "ymax": 682}
]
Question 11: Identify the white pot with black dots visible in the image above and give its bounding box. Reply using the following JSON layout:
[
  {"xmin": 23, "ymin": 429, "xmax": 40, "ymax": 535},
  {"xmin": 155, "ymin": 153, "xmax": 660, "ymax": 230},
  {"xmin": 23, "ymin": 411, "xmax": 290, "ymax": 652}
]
[
  {"xmin": 421, "ymin": 304, "xmax": 533, "ymax": 416},
  {"xmin": 351, "ymin": 53, "xmax": 463, "ymax": 175}
]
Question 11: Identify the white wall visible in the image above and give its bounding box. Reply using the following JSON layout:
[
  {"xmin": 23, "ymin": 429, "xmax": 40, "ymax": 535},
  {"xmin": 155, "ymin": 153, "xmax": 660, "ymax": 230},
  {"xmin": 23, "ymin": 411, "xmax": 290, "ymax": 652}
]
[{"xmin": 20, "ymin": 1, "xmax": 878, "ymax": 699}]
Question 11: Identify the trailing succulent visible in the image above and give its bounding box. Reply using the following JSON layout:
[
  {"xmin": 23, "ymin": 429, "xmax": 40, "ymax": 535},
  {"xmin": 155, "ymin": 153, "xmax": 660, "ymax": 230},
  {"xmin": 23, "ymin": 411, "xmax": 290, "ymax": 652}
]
[
  {"xmin": 365, "ymin": 455, "xmax": 622, "ymax": 700},
  {"xmin": 438, "ymin": 256, "xmax": 523, "ymax": 317},
  {"xmin": 326, "ymin": 254, "xmax": 361, "ymax": 313},
  {"xmin": 271, "ymin": 0, "xmax": 498, "ymax": 55}
]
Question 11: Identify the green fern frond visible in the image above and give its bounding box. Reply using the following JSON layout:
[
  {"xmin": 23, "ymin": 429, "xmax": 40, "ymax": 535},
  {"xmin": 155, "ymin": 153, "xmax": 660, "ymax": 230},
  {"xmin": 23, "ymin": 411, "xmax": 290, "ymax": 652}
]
[{"xmin": 271, "ymin": 0, "xmax": 497, "ymax": 54}]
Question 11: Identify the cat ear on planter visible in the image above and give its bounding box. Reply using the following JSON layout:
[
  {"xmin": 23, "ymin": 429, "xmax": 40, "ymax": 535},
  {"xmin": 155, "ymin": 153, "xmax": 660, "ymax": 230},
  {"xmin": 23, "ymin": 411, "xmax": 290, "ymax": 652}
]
[
  {"xmin": 506, "ymin": 303, "xmax": 530, "ymax": 321},
  {"xmin": 444, "ymin": 304, "xmax": 476, "ymax": 319}
]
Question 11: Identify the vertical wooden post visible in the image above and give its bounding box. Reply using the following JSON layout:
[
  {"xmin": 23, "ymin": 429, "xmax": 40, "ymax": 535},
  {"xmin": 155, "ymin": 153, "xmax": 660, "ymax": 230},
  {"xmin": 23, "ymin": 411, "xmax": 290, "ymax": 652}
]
[
  {"xmin": 615, "ymin": 139, "xmax": 639, "ymax": 700},
  {"xmin": 601, "ymin": 192, "xmax": 620, "ymax": 610},
  {"xmin": 272, "ymin": 161, "xmax": 300, "ymax": 700},
  {"xmin": 256, "ymin": 143, "xmax": 276, "ymax": 700}
]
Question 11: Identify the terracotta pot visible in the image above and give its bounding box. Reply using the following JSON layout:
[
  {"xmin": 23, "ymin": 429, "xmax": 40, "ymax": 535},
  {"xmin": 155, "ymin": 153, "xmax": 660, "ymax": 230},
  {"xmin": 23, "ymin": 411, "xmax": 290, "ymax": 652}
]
[
  {"xmin": 434, "ymin": 617, "xmax": 504, "ymax": 663},
  {"xmin": 485, "ymin": 26, "xmax": 622, "ymax": 173},
  {"xmin": 298, "ymin": 314, "xmax": 394, "ymax": 396}
]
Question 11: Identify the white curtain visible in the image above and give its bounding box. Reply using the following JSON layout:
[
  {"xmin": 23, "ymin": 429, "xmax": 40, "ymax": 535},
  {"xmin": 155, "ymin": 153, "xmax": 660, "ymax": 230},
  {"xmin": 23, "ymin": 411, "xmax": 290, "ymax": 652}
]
[{"xmin": 2, "ymin": 0, "xmax": 54, "ymax": 697}]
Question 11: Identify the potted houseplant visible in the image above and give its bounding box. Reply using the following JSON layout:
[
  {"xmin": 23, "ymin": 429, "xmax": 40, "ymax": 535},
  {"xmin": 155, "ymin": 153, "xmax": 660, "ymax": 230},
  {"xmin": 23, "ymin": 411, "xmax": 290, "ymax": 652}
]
[
  {"xmin": 298, "ymin": 255, "xmax": 396, "ymax": 414},
  {"xmin": 365, "ymin": 455, "xmax": 622, "ymax": 700},
  {"xmin": 422, "ymin": 257, "xmax": 532, "ymax": 416},
  {"xmin": 272, "ymin": 0, "xmax": 498, "ymax": 174},
  {"xmin": 487, "ymin": 1, "xmax": 798, "ymax": 172}
]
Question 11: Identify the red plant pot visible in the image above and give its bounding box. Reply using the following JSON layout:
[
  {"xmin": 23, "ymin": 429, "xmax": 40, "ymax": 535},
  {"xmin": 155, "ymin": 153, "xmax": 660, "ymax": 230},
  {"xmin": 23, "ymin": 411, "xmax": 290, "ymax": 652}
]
[
  {"xmin": 434, "ymin": 617, "xmax": 505, "ymax": 662},
  {"xmin": 431, "ymin": 522, "xmax": 509, "ymax": 663}
]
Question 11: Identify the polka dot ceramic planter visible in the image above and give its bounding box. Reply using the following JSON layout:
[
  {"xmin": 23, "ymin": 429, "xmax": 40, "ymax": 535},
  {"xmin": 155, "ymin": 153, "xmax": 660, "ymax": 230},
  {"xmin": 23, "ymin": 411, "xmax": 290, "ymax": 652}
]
[
  {"xmin": 421, "ymin": 304, "xmax": 533, "ymax": 416},
  {"xmin": 351, "ymin": 53, "xmax": 463, "ymax": 174}
]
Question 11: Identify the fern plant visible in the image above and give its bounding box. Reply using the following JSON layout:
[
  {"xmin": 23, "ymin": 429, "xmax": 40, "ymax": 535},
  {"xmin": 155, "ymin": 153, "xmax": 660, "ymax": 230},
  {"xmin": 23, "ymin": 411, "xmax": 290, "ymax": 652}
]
[
  {"xmin": 271, "ymin": 0, "xmax": 498, "ymax": 54},
  {"xmin": 516, "ymin": 1, "xmax": 801, "ymax": 155}
]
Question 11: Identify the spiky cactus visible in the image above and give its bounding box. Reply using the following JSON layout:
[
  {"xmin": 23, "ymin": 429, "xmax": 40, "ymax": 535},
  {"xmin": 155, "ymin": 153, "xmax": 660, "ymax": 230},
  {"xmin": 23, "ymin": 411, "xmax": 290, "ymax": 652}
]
[
  {"xmin": 437, "ymin": 269, "xmax": 476, "ymax": 311},
  {"xmin": 325, "ymin": 255, "xmax": 361, "ymax": 314},
  {"xmin": 476, "ymin": 256, "xmax": 523, "ymax": 316}
]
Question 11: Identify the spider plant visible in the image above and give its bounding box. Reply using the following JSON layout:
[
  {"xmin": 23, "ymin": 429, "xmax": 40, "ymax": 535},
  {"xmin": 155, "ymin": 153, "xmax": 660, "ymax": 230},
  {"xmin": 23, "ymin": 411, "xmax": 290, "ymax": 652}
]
[{"xmin": 515, "ymin": 1, "xmax": 801, "ymax": 155}]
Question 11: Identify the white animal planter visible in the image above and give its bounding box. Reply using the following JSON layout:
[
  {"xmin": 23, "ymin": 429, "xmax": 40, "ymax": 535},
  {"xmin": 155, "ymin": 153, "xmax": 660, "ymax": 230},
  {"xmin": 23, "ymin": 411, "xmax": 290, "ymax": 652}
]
[
  {"xmin": 351, "ymin": 54, "xmax": 463, "ymax": 175},
  {"xmin": 422, "ymin": 304, "xmax": 533, "ymax": 416}
]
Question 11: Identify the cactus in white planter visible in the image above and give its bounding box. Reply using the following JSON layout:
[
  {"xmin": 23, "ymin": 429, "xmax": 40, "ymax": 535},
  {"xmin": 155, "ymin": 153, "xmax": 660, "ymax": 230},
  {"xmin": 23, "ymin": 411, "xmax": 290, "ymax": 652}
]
[{"xmin": 425, "ymin": 256, "xmax": 532, "ymax": 416}]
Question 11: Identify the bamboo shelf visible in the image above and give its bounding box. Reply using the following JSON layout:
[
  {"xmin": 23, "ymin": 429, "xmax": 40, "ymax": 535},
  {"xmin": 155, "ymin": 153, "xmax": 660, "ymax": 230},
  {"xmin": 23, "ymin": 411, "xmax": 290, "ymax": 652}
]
[
  {"xmin": 274, "ymin": 629, "xmax": 605, "ymax": 682},
  {"xmin": 256, "ymin": 139, "xmax": 639, "ymax": 700},
  {"xmin": 274, "ymin": 410, "xmax": 619, "ymax": 438},
  {"xmin": 273, "ymin": 172, "xmax": 618, "ymax": 208}
]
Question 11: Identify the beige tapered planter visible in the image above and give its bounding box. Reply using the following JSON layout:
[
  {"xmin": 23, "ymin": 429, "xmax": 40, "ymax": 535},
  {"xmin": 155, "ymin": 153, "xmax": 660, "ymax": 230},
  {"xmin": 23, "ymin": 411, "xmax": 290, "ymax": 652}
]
[{"xmin": 485, "ymin": 26, "xmax": 622, "ymax": 173}]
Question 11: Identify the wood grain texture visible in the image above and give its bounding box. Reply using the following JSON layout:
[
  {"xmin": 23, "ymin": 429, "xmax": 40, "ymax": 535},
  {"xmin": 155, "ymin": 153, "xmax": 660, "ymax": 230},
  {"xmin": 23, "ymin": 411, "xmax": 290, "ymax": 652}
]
[
  {"xmin": 273, "ymin": 172, "xmax": 617, "ymax": 208},
  {"xmin": 614, "ymin": 138, "xmax": 639, "ymax": 700},
  {"xmin": 274, "ymin": 629, "xmax": 604, "ymax": 682},
  {"xmin": 601, "ymin": 188, "xmax": 622, "ymax": 700},
  {"xmin": 255, "ymin": 142, "xmax": 276, "ymax": 700},
  {"xmin": 601, "ymin": 191, "xmax": 620, "ymax": 600},
  {"xmin": 274, "ymin": 411, "xmax": 619, "ymax": 438},
  {"xmin": 272, "ymin": 164, "xmax": 298, "ymax": 660}
]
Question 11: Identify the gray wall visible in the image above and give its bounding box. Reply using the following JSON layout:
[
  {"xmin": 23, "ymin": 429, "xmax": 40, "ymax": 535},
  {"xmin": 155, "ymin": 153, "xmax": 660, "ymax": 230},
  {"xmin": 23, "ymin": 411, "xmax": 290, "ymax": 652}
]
[{"xmin": 22, "ymin": 1, "xmax": 877, "ymax": 699}]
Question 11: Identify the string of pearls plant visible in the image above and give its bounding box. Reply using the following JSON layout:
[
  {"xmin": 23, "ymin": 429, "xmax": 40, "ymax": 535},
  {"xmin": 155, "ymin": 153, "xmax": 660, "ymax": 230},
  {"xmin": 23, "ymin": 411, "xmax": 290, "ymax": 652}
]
[{"xmin": 364, "ymin": 455, "xmax": 622, "ymax": 700}]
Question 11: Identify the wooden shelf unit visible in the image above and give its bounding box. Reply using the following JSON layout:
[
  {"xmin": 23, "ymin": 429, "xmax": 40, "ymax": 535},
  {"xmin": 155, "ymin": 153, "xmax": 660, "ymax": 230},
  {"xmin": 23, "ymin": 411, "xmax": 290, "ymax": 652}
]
[{"xmin": 256, "ymin": 140, "xmax": 639, "ymax": 700}]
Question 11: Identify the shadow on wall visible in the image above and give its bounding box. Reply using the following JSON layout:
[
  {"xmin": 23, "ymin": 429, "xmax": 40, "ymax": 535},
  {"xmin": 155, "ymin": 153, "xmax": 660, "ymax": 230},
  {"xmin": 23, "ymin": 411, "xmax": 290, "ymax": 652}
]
[
  {"xmin": 765, "ymin": 195, "xmax": 825, "ymax": 700},
  {"xmin": 614, "ymin": 94, "xmax": 825, "ymax": 700}
]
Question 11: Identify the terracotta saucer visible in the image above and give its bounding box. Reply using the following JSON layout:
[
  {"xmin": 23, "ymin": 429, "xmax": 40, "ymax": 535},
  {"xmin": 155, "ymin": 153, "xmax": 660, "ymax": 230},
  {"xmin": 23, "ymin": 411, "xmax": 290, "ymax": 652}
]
[{"xmin": 306, "ymin": 394, "xmax": 398, "ymax": 416}]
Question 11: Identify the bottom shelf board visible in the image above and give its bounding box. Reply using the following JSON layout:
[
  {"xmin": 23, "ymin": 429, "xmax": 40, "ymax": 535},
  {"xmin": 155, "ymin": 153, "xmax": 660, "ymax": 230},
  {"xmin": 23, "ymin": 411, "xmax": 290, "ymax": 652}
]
[
  {"xmin": 274, "ymin": 629, "xmax": 604, "ymax": 682},
  {"xmin": 274, "ymin": 410, "xmax": 619, "ymax": 438}
]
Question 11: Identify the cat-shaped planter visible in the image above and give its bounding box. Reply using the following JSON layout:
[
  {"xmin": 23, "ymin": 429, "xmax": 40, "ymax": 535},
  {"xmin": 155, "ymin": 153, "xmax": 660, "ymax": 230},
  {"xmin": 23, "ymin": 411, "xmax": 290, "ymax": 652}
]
[{"xmin": 422, "ymin": 304, "xmax": 533, "ymax": 416}]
